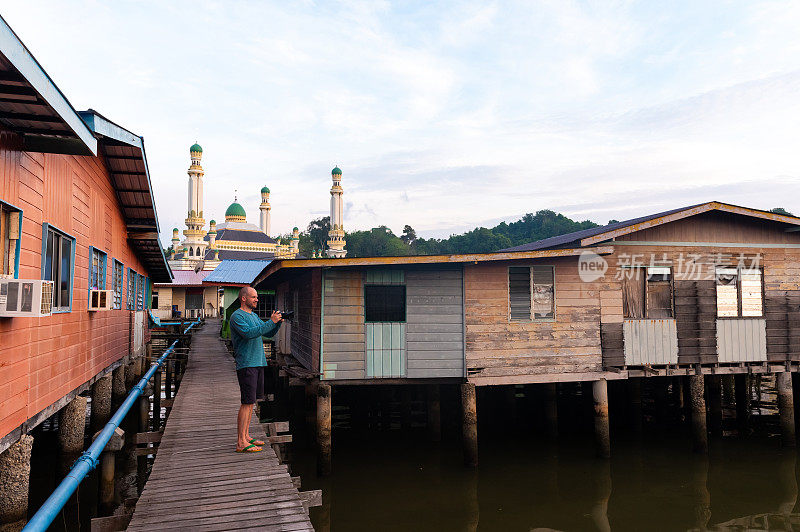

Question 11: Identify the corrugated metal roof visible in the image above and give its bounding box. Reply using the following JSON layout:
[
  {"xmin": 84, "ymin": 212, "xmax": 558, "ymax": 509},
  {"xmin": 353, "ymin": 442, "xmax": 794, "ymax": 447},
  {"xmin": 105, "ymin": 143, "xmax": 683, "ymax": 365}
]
[{"xmin": 203, "ymin": 260, "xmax": 273, "ymax": 286}]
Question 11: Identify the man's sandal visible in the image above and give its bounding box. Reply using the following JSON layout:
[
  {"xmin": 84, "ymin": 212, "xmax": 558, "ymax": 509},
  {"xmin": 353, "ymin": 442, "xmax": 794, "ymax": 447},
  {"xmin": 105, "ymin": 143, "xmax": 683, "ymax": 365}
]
[
  {"xmin": 235, "ymin": 444, "xmax": 262, "ymax": 453},
  {"xmin": 249, "ymin": 438, "xmax": 266, "ymax": 446}
]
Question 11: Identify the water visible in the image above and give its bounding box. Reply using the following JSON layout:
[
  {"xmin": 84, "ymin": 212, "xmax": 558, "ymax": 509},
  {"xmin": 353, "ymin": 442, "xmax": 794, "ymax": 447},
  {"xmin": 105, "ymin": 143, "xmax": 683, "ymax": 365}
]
[{"xmin": 286, "ymin": 403, "xmax": 799, "ymax": 531}]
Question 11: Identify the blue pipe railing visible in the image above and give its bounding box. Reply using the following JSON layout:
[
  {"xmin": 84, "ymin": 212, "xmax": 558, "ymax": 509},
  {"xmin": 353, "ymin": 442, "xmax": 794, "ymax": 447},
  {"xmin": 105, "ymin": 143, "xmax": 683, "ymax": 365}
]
[{"xmin": 23, "ymin": 319, "xmax": 201, "ymax": 532}]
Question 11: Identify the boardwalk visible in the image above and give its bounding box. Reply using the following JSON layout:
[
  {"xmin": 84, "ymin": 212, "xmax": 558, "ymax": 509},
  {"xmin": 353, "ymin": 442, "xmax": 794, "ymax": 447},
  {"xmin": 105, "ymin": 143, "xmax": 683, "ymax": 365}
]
[{"xmin": 128, "ymin": 321, "xmax": 313, "ymax": 531}]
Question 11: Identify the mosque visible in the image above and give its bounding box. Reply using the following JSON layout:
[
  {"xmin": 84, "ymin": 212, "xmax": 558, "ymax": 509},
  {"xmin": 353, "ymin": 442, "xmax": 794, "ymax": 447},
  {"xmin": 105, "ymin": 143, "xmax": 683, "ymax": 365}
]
[{"xmin": 155, "ymin": 143, "xmax": 303, "ymax": 318}]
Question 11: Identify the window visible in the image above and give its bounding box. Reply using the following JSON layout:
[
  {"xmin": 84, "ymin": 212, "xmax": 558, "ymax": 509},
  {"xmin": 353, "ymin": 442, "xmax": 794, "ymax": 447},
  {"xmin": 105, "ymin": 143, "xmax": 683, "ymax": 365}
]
[
  {"xmin": 90, "ymin": 247, "xmax": 107, "ymax": 290},
  {"xmin": 716, "ymin": 267, "xmax": 763, "ymax": 318},
  {"xmin": 41, "ymin": 224, "xmax": 75, "ymax": 312},
  {"xmin": 1, "ymin": 202, "xmax": 22, "ymax": 278},
  {"xmin": 622, "ymin": 267, "xmax": 673, "ymax": 319},
  {"xmin": 255, "ymin": 292, "xmax": 276, "ymax": 321},
  {"xmin": 509, "ymin": 266, "xmax": 555, "ymax": 321},
  {"xmin": 136, "ymin": 273, "xmax": 145, "ymax": 310},
  {"xmin": 127, "ymin": 268, "xmax": 136, "ymax": 310},
  {"xmin": 112, "ymin": 260, "xmax": 123, "ymax": 309},
  {"xmin": 152, "ymin": 290, "xmax": 159, "ymax": 309},
  {"xmin": 365, "ymin": 285, "xmax": 406, "ymax": 322}
]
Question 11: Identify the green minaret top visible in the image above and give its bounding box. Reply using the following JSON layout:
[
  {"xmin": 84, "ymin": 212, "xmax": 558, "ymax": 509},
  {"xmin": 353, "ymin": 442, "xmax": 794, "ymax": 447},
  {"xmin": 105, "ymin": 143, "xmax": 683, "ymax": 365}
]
[
  {"xmin": 331, "ymin": 166, "xmax": 342, "ymax": 175},
  {"xmin": 261, "ymin": 186, "xmax": 270, "ymax": 194},
  {"xmin": 190, "ymin": 142, "xmax": 203, "ymax": 153}
]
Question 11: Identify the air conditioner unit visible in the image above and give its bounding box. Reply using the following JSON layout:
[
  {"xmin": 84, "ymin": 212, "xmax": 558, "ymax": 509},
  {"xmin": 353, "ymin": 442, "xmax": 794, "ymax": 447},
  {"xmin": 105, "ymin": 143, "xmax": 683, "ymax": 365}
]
[
  {"xmin": 88, "ymin": 290, "xmax": 113, "ymax": 311},
  {"xmin": 0, "ymin": 279, "xmax": 54, "ymax": 317}
]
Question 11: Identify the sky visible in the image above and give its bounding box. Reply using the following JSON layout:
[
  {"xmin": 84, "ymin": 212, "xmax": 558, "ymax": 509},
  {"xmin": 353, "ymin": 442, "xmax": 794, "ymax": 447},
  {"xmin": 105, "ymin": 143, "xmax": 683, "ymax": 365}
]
[{"xmin": 3, "ymin": 1, "xmax": 800, "ymax": 245}]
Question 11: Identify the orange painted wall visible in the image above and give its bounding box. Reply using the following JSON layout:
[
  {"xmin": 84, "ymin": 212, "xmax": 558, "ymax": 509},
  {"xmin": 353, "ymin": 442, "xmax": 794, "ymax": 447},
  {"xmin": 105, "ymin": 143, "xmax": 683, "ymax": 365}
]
[{"xmin": 0, "ymin": 128, "xmax": 151, "ymax": 441}]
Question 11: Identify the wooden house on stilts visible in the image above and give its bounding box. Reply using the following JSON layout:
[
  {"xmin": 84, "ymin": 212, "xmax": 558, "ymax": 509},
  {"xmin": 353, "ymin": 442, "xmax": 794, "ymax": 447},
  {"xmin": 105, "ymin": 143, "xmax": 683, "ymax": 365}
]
[{"xmin": 252, "ymin": 201, "xmax": 800, "ymax": 471}]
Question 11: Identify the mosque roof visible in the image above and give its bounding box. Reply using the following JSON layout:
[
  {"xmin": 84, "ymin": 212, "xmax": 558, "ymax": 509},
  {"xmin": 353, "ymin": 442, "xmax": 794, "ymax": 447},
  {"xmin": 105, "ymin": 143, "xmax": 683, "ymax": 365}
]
[
  {"xmin": 261, "ymin": 186, "xmax": 270, "ymax": 193},
  {"xmin": 190, "ymin": 142, "xmax": 202, "ymax": 153},
  {"xmin": 332, "ymin": 166, "xmax": 342, "ymax": 175},
  {"xmin": 203, "ymin": 225, "xmax": 277, "ymax": 244}
]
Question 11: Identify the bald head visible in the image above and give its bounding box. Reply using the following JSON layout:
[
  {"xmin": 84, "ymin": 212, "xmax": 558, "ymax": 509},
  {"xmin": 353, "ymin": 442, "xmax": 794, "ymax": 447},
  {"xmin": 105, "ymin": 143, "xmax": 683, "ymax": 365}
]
[{"xmin": 239, "ymin": 286, "xmax": 258, "ymax": 311}]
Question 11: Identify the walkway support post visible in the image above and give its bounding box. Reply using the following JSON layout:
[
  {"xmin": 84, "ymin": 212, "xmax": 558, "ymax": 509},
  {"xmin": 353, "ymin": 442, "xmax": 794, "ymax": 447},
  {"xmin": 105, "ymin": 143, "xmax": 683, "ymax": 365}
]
[
  {"xmin": 593, "ymin": 379, "xmax": 611, "ymax": 458},
  {"xmin": 777, "ymin": 372, "xmax": 796, "ymax": 448},
  {"xmin": 690, "ymin": 375, "xmax": 708, "ymax": 453},
  {"xmin": 706, "ymin": 375, "xmax": 723, "ymax": 437},
  {"xmin": 317, "ymin": 383, "xmax": 332, "ymax": 476},
  {"xmin": 461, "ymin": 383, "xmax": 478, "ymax": 467},
  {"xmin": 95, "ymin": 428, "xmax": 124, "ymax": 516}
]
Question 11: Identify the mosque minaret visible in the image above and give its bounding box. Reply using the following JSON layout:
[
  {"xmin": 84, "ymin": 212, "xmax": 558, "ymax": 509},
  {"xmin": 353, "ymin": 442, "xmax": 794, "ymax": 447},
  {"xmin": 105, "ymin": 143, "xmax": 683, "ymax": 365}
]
[
  {"xmin": 183, "ymin": 143, "xmax": 207, "ymax": 258},
  {"xmin": 259, "ymin": 186, "xmax": 271, "ymax": 236},
  {"xmin": 326, "ymin": 166, "xmax": 347, "ymax": 258}
]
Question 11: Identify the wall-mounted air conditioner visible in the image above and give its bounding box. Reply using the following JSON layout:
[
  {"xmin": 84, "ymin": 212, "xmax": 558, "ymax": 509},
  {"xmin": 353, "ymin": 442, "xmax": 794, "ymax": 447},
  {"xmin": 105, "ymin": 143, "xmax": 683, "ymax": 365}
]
[
  {"xmin": 0, "ymin": 280, "xmax": 54, "ymax": 317},
  {"xmin": 88, "ymin": 290, "xmax": 113, "ymax": 311}
]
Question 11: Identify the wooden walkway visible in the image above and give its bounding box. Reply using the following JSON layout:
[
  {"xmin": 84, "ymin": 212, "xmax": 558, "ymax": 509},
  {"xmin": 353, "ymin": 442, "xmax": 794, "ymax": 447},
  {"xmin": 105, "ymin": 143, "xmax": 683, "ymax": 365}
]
[{"xmin": 127, "ymin": 321, "xmax": 313, "ymax": 531}]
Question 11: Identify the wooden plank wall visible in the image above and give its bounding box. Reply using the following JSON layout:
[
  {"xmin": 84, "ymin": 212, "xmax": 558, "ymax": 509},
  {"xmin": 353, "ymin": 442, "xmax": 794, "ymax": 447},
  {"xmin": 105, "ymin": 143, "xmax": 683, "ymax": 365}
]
[
  {"xmin": 406, "ymin": 269, "xmax": 464, "ymax": 378},
  {"xmin": 321, "ymin": 269, "xmax": 364, "ymax": 380},
  {"xmin": 288, "ymin": 269, "xmax": 321, "ymax": 372},
  {"xmin": 464, "ymin": 258, "xmax": 603, "ymax": 380},
  {"xmin": 0, "ymin": 127, "xmax": 150, "ymax": 442},
  {"xmin": 674, "ymin": 280, "xmax": 717, "ymax": 364}
]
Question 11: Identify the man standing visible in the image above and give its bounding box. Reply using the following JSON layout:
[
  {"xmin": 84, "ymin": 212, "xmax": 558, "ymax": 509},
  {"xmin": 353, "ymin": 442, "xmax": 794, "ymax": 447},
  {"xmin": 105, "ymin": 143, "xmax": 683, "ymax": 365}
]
[{"xmin": 230, "ymin": 286, "xmax": 282, "ymax": 452}]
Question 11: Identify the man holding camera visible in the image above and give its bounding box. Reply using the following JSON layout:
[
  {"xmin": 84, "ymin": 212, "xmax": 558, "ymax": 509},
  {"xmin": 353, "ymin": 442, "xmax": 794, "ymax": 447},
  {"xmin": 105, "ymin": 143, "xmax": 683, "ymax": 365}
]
[{"xmin": 230, "ymin": 286, "xmax": 282, "ymax": 453}]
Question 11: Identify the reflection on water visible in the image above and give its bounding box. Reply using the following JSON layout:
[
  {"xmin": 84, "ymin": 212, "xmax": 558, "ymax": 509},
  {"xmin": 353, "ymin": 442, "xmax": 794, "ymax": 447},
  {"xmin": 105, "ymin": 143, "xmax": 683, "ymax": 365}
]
[{"xmin": 290, "ymin": 424, "xmax": 800, "ymax": 531}]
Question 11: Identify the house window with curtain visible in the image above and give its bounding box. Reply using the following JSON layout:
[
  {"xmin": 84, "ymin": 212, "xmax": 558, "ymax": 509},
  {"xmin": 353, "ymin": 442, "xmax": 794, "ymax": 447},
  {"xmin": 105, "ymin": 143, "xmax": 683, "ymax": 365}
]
[
  {"xmin": 42, "ymin": 223, "xmax": 75, "ymax": 312},
  {"xmin": 127, "ymin": 268, "xmax": 136, "ymax": 310},
  {"xmin": 508, "ymin": 265, "xmax": 555, "ymax": 322},
  {"xmin": 112, "ymin": 260, "xmax": 123, "ymax": 309}
]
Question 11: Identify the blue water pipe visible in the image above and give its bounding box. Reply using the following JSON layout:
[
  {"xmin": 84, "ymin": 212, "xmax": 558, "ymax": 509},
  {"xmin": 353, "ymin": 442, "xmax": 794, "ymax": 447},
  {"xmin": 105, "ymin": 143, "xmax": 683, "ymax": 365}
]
[{"xmin": 22, "ymin": 319, "xmax": 201, "ymax": 532}]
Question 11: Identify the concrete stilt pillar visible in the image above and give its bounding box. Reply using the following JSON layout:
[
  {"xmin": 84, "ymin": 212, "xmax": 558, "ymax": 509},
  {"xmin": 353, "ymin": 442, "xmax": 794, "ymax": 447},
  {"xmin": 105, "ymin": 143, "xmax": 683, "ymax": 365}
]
[
  {"xmin": 706, "ymin": 375, "xmax": 723, "ymax": 437},
  {"xmin": 427, "ymin": 385, "xmax": 441, "ymax": 442},
  {"xmin": 112, "ymin": 365, "xmax": 126, "ymax": 410},
  {"xmin": 689, "ymin": 375, "xmax": 708, "ymax": 453},
  {"xmin": 461, "ymin": 383, "xmax": 478, "ymax": 468},
  {"xmin": 735, "ymin": 373, "xmax": 750, "ymax": 434},
  {"xmin": 91, "ymin": 374, "xmax": 113, "ymax": 434},
  {"xmin": 673, "ymin": 377, "xmax": 686, "ymax": 423},
  {"xmin": 0, "ymin": 435, "xmax": 34, "ymax": 531},
  {"xmin": 125, "ymin": 359, "xmax": 137, "ymax": 391},
  {"xmin": 777, "ymin": 372, "xmax": 796, "ymax": 448},
  {"xmin": 593, "ymin": 379, "xmax": 611, "ymax": 458},
  {"xmin": 690, "ymin": 457, "xmax": 711, "ymax": 530},
  {"xmin": 58, "ymin": 396, "xmax": 87, "ymax": 472},
  {"xmin": 543, "ymin": 383, "xmax": 558, "ymax": 440},
  {"xmin": 628, "ymin": 379, "xmax": 643, "ymax": 434},
  {"xmin": 317, "ymin": 384, "xmax": 332, "ymax": 476},
  {"xmin": 137, "ymin": 393, "xmax": 150, "ymax": 494}
]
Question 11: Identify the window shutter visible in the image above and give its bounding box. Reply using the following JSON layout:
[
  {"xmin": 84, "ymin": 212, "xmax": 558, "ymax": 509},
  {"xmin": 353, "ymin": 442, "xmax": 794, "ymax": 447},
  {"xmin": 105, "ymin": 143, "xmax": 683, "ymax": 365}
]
[{"xmin": 509, "ymin": 267, "xmax": 531, "ymax": 321}]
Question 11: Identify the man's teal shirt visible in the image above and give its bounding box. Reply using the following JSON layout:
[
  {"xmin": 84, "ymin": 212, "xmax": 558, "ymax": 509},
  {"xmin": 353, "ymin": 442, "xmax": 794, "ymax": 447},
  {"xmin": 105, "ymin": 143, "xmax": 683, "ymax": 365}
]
[{"xmin": 229, "ymin": 308, "xmax": 281, "ymax": 370}]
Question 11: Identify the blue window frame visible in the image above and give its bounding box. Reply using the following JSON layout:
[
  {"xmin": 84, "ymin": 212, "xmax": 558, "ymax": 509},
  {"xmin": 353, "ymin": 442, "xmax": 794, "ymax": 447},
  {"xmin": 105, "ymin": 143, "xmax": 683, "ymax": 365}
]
[
  {"xmin": 1, "ymin": 201, "xmax": 23, "ymax": 278},
  {"xmin": 127, "ymin": 267, "xmax": 136, "ymax": 310},
  {"xmin": 41, "ymin": 223, "xmax": 76, "ymax": 313},
  {"xmin": 112, "ymin": 259, "xmax": 123, "ymax": 309}
]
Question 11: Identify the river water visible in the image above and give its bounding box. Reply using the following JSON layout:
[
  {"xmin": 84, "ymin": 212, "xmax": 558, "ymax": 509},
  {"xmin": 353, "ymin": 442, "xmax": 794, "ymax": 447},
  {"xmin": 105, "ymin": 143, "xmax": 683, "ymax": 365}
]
[{"xmin": 285, "ymin": 388, "xmax": 799, "ymax": 531}]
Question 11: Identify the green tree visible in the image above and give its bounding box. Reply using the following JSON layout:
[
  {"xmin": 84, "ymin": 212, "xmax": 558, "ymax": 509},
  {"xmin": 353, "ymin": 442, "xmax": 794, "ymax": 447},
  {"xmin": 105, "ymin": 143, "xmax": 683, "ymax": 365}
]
[
  {"xmin": 346, "ymin": 226, "xmax": 409, "ymax": 257},
  {"xmin": 400, "ymin": 225, "xmax": 417, "ymax": 246},
  {"xmin": 770, "ymin": 207, "xmax": 794, "ymax": 216},
  {"xmin": 300, "ymin": 217, "xmax": 330, "ymax": 256}
]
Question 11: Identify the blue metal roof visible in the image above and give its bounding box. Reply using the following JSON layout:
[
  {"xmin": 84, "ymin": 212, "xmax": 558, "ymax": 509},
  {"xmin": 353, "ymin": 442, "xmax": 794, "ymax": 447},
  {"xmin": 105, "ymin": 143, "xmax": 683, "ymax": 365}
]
[{"xmin": 203, "ymin": 260, "xmax": 273, "ymax": 286}]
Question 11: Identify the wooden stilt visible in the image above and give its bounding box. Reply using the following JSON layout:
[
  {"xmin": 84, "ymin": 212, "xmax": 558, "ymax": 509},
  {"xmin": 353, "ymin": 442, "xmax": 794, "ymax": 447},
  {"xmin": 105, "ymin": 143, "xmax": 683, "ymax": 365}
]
[
  {"xmin": 317, "ymin": 383, "xmax": 332, "ymax": 476},
  {"xmin": 706, "ymin": 375, "xmax": 723, "ymax": 437},
  {"xmin": 427, "ymin": 384, "xmax": 441, "ymax": 442},
  {"xmin": 777, "ymin": 372, "xmax": 796, "ymax": 448},
  {"xmin": 543, "ymin": 383, "xmax": 558, "ymax": 440},
  {"xmin": 689, "ymin": 375, "xmax": 708, "ymax": 453},
  {"xmin": 461, "ymin": 383, "xmax": 478, "ymax": 467},
  {"xmin": 593, "ymin": 379, "xmax": 611, "ymax": 458},
  {"xmin": 735, "ymin": 373, "xmax": 750, "ymax": 435}
]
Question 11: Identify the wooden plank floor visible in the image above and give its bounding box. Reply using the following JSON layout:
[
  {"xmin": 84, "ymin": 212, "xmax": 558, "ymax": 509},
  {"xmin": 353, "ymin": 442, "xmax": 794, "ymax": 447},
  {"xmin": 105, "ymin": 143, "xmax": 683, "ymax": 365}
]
[{"xmin": 127, "ymin": 321, "xmax": 313, "ymax": 532}]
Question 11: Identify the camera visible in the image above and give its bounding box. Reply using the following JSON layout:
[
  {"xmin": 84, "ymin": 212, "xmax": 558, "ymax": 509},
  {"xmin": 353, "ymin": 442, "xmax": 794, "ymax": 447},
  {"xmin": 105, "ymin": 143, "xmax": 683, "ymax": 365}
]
[{"xmin": 276, "ymin": 310, "xmax": 294, "ymax": 321}]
